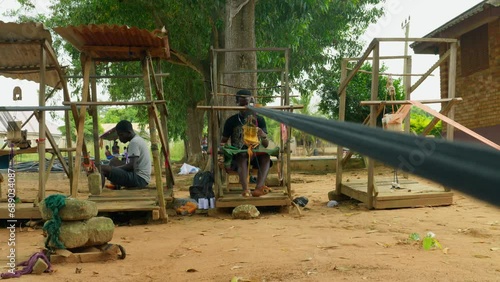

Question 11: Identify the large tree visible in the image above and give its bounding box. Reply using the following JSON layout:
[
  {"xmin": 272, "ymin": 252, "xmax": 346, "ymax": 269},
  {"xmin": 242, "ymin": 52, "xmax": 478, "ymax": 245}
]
[{"xmin": 11, "ymin": 0, "xmax": 384, "ymax": 166}]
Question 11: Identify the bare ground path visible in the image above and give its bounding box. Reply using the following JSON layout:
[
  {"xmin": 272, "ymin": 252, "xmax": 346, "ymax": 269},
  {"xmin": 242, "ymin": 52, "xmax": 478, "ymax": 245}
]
[{"xmin": 0, "ymin": 167, "xmax": 499, "ymax": 281}]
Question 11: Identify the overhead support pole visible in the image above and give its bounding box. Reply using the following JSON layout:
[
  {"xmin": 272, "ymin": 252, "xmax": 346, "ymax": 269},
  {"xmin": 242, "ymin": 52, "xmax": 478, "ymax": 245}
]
[
  {"xmin": 447, "ymin": 42, "xmax": 457, "ymax": 141},
  {"xmin": 90, "ymin": 62, "xmax": 101, "ymax": 171},
  {"xmin": 141, "ymin": 56, "xmax": 167, "ymax": 222},
  {"xmin": 336, "ymin": 59, "xmax": 348, "ymax": 197},
  {"xmin": 37, "ymin": 40, "xmax": 47, "ymax": 203},
  {"xmin": 146, "ymin": 56, "xmax": 174, "ymax": 188},
  {"xmin": 72, "ymin": 54, "xmax": 92, "ymax": 197},
  {"xmin": 367, "ymin": 42, "xmax": 380, "ymax": 210}
]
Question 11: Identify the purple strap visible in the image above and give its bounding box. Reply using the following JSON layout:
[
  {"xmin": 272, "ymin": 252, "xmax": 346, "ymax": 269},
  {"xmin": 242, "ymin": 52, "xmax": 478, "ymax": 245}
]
[{"xmin": 0, "ymin": 251, "xmax": 52, "ymax": 279}]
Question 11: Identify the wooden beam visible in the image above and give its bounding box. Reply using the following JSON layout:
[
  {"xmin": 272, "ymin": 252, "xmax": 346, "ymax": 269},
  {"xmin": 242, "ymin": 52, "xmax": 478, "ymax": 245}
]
[
  {"xmin": 360, "ymin": 98, "xmax": 462, "ymax": 106},
  {"xmin": 376, "ymin": 37, "xmax": 457, "ymax": 43},
  {"xmin": 141, "ymin": 57, "xmax": 167, "ymax": 221},
  {"xmin": 33, "ymin": 112, "xmax": 71, "ymax": 178},
  {"xmin": 420, "ymin": 100, "xmax": 457, "ymax": 136},
  {"xmin": 338, "ymin": 39, "xmax": 378, "ymax": 95},
  {"xmin": 345, "ymin": 55, "xmax": 410, "ymax": 61},
  {"xmin": 44, "ymin": 40, "xmax": 79, "ymax": 192},
  {"xmin": 336, "ymin": 59, "xmax": 347, "ymax": 196},
  {"xmin": 72, "ymin": 55, "xmax": 92, "ymax": 197},
  {"xmin": 196, "ymin": 105, "xmax": 304, "ymax": 110},
  {"xmin": 62, "ymin": 100, "xmax": 166, "ymax": 106},
  {"xmin": 410, "ymin": 49, "xmax": 450, "ymax": 93},
  {"xmin": 147, "ymin": 57, "xmax": 174, "ymax": 187},
  {"xmin": 38, "ymin": 41, "xmax": 46, "ymax": 203},
  {"xmin": 410, "ymin": 100, "xmax": 500, "ymax": 150},
  {"xmin": 367, "ymin": 42, "xmax": 380, "ymax": 210},
  {"xmin": 447, "ymin": 43, "xmax": 457, "ymax": 141},
  {"xmin": 90, "ymin": 62, "xmax": 101, "ymax": 171},
  {"xmin": 348, "ymin": 69, "xmax": 433, "ymax": 77}
]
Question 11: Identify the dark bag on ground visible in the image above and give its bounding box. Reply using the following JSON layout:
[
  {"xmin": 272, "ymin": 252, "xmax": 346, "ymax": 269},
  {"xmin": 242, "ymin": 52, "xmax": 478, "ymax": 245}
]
[{"xmin": 189, "ymin": 171, "xmax": 215, "ymax": 200}]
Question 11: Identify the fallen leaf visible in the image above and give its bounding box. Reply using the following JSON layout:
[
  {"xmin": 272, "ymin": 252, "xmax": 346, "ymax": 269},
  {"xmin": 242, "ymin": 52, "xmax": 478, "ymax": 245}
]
[
  {"xmin": 443, "ymin": 247, "xmax": 450, "ymax": 254},
  {"xmin": 366, "ymin": 230, "xmax": 378, "ymax": 234},
  {"xmin": 231, "ymin": 265, "xmax": 243, "ymax": 270},
  {"xmin": 490, "ymin": 247, "xmax": 500, "ymax": 251},
  {"xmin": 301, "ymin": 257, "xmax": 312, "ymax": 262},
  {"xmin": 473, "ymin": 254, "xmax": 490, "ymax": 259},
  {"xmin": 316, "ymin": 245, "xmax": 339, "ymax": 250},
  {"xmin": 186, "ymin": 268, "xmax": 198, "ymax": 273}
]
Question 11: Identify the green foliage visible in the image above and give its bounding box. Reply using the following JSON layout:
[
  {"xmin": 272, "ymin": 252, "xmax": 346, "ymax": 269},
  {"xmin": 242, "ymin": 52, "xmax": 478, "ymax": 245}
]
[
  {"xmin": 59, "ymin": 114, "xmax": 104, "ymax": 143},
  {"xmin": 169, "ymin": 140, "xmax": 185, "ymax": 162},
  {"xmin": 318, "ymin": 63, "xmax": 405, "ymax": 125},
  {"xmin": 12, "ymin": 0, "xmax": 384, "ymax": 152},
  {"xmin": 410, "ymin": 108, "xmax": 442, "ymax": 137},
  {"xmin": 100, "ymin": 107, "xmax": 140, "ymax": 124}
]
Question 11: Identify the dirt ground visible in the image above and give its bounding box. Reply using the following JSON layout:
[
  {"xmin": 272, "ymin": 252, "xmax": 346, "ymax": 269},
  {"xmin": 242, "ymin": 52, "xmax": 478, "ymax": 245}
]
[{"xmin": 0, "ymin": 166, "xmax": 499, "ymax": 282}]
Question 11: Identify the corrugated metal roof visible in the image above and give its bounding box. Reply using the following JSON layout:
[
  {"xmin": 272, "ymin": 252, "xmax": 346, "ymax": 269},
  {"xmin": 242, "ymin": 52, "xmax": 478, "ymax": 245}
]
[
  {"xmin": 53, "ymin": 24, "xmax": 170, "ymax": 62},
  {"xmin": 0, "ymin": 21, "xmax": 63, "ymax": 89}
]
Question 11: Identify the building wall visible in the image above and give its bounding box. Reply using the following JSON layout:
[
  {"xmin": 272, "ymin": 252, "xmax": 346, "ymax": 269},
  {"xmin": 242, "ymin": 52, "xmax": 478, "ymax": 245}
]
[{"xmin": 439, "ymin": 19, "xmax": 500, "ymax": 143}]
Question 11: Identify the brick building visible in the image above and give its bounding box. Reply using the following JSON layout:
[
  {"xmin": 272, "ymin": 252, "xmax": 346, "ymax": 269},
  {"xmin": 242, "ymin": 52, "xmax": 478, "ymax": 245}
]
[{"xmin": 411, "ymin": 0, "xmax": 500, "ymax": 145}]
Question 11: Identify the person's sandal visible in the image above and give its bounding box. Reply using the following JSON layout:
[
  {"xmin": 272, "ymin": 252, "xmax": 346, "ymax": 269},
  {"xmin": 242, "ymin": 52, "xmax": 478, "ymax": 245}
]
[
  {"xmin": 242, "ymin": 190, "xmax": 251, "ymax": 197},
  {"xmin": 251, "ymin": 186, "xmax": 272, "ymax": 197}
]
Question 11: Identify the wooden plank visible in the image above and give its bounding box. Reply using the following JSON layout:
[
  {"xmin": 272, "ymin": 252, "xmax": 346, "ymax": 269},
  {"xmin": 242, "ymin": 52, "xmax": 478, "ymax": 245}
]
[
  {"xmin": 50, "ymin": 245, "xmax": 121, "ymax": 264},
  {"xmin": 360, "ymin": 98, "xmax": 462, "ymax": 105},
  {"xmin": 216, "ymin": 196, "xmax": 290, "ymax": 208},
  {"xmin": 196, "ymin": 105, "xmax": 303, "ymax": 110},
  {"xmin": 373, "ymin": 194, "xmax": 453, "ymax": 209},
  {"xmin": 0, "ymin": 203, "xmax": 41, "ymax": 219},
  {"xmin": 377, "ymin": 38, "xmax": 457, "ymax": 43},
  {"xmin": 340, "ymin": 184, "xmax": 368, "ymax": 204},
  {"xmin": 375, "ymin": 192, "xmax": 453, "ymax": 201},
  {"xmin": 94, "ymin": 201, "xmax": 160, "ymax": 212},
  {"xmin": 410, "ymin": 49, "xmax": 450, "ymax": 93},
  {"xmin": 338, "ymin": 39, "xmax": 377, "ymax": 95},
  {"xmin": 421, "ymin": 100, "xmax": 457, "ymax": 136},
  {"xmin": 62, "ymin": 100, "xmax": 166, "ymax": 106},
  {"xmin": 409, "ymin": 101, "xmax": 500, "ymax": 150}
]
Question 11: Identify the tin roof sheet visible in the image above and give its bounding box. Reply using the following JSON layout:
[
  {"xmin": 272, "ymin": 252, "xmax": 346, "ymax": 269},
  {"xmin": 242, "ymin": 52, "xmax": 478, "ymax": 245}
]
[
  {"xmin": 0, "ymin": 21, "xmax": 63, "ymax": 89},
  {"xmin": 53, "ymin": 24, "xmax": 170, "ymax": 62}
]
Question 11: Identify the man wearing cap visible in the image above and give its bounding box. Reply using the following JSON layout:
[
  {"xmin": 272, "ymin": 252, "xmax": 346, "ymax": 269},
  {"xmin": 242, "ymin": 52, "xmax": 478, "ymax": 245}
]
[
  {"xmin": 220, "ymin": 89, "xmax": 272, "ymax": 197},
  {"xmin": 101, "ymin": 120, "xmax": 151, "ymax": 189}
]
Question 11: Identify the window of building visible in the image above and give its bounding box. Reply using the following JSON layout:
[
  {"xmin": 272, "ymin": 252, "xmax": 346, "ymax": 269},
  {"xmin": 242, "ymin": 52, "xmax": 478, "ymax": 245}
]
[{"xmin": 461, "ymin": 24, "xmax": 489, "ymax": 76}]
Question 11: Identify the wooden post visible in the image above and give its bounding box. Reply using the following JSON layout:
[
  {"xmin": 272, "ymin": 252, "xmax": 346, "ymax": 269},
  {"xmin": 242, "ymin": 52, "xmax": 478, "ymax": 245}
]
[
  {"xmin": 336, "ymin": 59, "xmax": 347, "ymax": 196},
  {"xmin": 211, "ymin": 48, "xmax": 222, "ymax": 198},
  {"xmin": 154, "ymin": 59, "xmax": 173, "ymax": 189},
  {"xmin": 367, "ymin": 41, "xmax": 380, "ymax": 209},
  {"xmin": 446, "ymin": 43, "xmax": 457, "ymax": 141},
  {"xmin": 284, "ymin": 48, "xmax": 292, "ymax": 196},
  {"xmin": 72, "ymin": 54, "xmax": 92, "ymax": 196},
  {"xmin": 141, "ymin": 57, "xmax": 167, "ymax": 221},
  {"xmin": 38, "ymin": 41, "xmax": 47, "ymax": 203},
  {"xmin": 91, "ymin": 62, "xmax": 100, "ymax": 172},
  {"xmin": 403, "ymin": 55, "xmax": 412, "ymax": 179}
]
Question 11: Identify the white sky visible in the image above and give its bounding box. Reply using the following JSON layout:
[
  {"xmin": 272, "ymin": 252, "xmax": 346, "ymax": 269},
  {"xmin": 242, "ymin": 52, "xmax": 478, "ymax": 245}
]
[{"xmin": 0, "ymin": 0, "xmax": 483, "ymax": 124}]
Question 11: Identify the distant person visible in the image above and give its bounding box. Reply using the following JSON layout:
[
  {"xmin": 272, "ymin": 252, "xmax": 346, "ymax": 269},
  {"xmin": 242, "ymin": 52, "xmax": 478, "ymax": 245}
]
[
  {"xmin": 112, "ymin": 140, "xmax": 120, "ymax": 155},
  {"xmin": 101, "ymin": 120, "xmax": 151, "ymax": 189},
  {"xmin": 201, "ymin": 135, "xmax": 208, "ymax": 153},
  {"xmin": 105, "ymin": 145, "xmax": 113, "ymax": 160}
]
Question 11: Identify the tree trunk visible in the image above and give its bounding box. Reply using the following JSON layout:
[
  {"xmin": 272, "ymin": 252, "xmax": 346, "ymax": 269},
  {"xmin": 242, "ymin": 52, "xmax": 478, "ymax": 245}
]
[
  {"xmin": 184, "ymin": 76, "xmax": 206, "ymax": 167},
  {"xmin": 222, "ymin": 0, "xmax": 257, "ymax": 115}
]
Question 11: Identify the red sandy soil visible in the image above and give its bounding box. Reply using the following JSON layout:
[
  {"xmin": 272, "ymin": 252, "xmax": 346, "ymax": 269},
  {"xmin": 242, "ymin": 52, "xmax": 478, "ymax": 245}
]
[{"xmin": 0, "ymin": 167, "xmax": 499, "ymax": 281}]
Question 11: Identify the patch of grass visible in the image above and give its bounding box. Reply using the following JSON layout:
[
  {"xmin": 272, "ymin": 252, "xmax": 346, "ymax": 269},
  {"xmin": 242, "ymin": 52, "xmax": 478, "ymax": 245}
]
[{"xmin": 169, "ymin": 140, "xmax": 185, "ymax": 162}]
